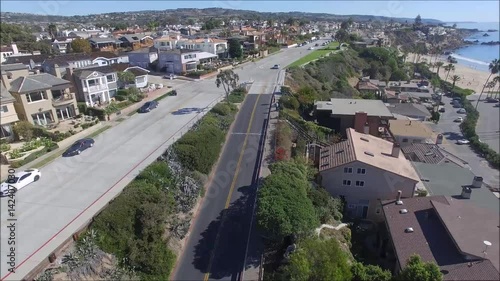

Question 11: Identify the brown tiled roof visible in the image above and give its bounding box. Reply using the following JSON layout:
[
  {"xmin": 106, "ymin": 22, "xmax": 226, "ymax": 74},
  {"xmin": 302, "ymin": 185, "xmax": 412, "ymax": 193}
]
[
  {"xmin": 1, "ymin": 46, "xmax": 13, "ymax": 52},
  {"xmin": 319, "ymin": 128, "xmax": 420, "ymax": 181},
  {"xmin": 357, "ymin": 81, "xmax": 379, "ymax": 90},
  {"xmin": 126, "ymin": 67, "xmax": 148, "ymax": 76},
  {"xmin": 382, "ymin": 196, "xmax": 500, "ymax": 280},
  {"xmin": 90, "ymin": 51, "xmax": 118, "ymax": 59}
]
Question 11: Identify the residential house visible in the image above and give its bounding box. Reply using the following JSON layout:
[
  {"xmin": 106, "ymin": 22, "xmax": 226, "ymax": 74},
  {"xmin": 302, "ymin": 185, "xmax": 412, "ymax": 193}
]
[
  {"xmin": 1, "ymin": 43, "xmax": 35, "ymax": 63},
  {"xmin": 90, "ymin": 51, "xmax": 128, "ymax": 66},
  {"xmin": 387, "ymin": 80, "xmax": 434, "ymax": 101},
  {"xmin": 89, "ymin": 37, "xmax": 123, "ymax": 52},
  {"xmin": 127, "ymin": 47, "xmax": 158, "ymax": 69},
  {"xmin": 119, "ymin": 34, "xmax": 154, "ymax": 51},
  {"xmin": 4, "ymin": 54, "xmax": 49, "ymax": 70},
  {"xmin": 381, "ymin": 195, "xmax": 499, "ymax": 280},
  {"xmin": 69, "ymin": 65, "xmax": 122, "ymax": 107},
  {"xmin": 244, "ymin": 31, "xmax": 266, "ymax": 50},
  {"xmin": 386, "ymin": 103, "xmax": 432, "ymax": 121},
  {"xmin": 124, "ymin": 66, "xmax": 149, "ymax": 88},
  {"xmin": 1, "ymin": 64, "xmax": 30, "ymax": 83},
  {"xmin": 0, "ymin": 85, "xmax": 20, "ymax": 140},
  {"xmin": 388, "ymin": 119, "xmax": 436, "ymax": 146},
  {"xmin": 401, "ymin": 143, "xmax": 465, "ymax": 166},
  {"xmin": 318, "ymin": 128, "xmax": 420, "ymax": 220},
  {"xmin": 42, "ymin": 53, "xmax": 93, "ymax": 76},
  {"xmin": 356, "ymin": 77, "xmax": 386, "ymax": 96},
  {"xmin": 5, "ymin": 73, "xmax": 79, "ymax": 126},
  {"xmin": 314, "ymin": 98, "xmax": 395, "ymax": 137},
  {"xmin": 51, "ymin": 37, "xmax": 78, "ymax": 54},
  {"xmin": 157, "ymin": 49, "xmax": 217, "ymax": 74},
  {"xmin": 153, "ymin": 36, "xmax": 181, "ymax": 51},
  {"xmin": 67, "ymin": 30, "xmax": 101, "ymax": 39}
]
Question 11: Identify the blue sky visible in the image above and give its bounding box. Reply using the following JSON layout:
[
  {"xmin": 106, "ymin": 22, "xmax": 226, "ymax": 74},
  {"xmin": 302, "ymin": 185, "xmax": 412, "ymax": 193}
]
[{"xmin": 1, "ymin": 1, "xmax": 499, "ymax": 23}]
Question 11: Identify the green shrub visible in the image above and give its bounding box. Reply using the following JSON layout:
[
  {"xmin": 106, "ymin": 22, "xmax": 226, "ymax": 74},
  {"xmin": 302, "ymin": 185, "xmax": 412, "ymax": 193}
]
[
  {"xmin": 0, "ymin": 143, "xmax": 11, "ymax": 152},
  {"xmin": 10, "ymin": 161, "xmax": 22, "ymax": 168},
  {"xmin": 73, "ymin": 124, "xmax": 80, "ymax": 128},
  {"xmin": 115, "ymin": 95, "xmax": 127, "ymax": 101},
  {"xmin": 77, "ymin": 102, "xmax": 88, "ymax": 115},
  {"xmin": 13, "ymin": 121, "xmax": 35, "ymax": 140},
  {"xmin": 9, "ymin": 149, "xmax": 23, "ymax": 159}
]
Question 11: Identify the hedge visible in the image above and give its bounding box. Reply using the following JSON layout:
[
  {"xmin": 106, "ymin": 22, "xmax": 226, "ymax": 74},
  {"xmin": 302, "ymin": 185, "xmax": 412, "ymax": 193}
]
[
  {"xmin": 10, "ymin": 143, "xmax": 59, "ymax": 168},
  {"xmin": 227, "ymin": 87, "xmax": 247, "ymax": 103},
  {"xmin": 172, "ymin": 102, "xmax": 238, "ymax": 174}
]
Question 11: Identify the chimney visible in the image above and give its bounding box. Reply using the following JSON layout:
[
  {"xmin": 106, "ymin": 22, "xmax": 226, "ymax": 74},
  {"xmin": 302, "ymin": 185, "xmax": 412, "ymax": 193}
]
[
  {"xmin": 391, "ymin": 142, "xmax": 400, "ymax": 158},
  {"xmin": 396, "ymin": 190, "xmax": 403, "ymax": 205},
  {"xmin": 354, "ymin": 111, "xmax": 368, "ymax": 133},
  {"xmin": 11, "ymin": 43, "xmax": 19, "ymax": 54},
  {"xmin": 461, "ymin": 186, "xmax": 472, "ymax": 199},
  {"xmin": 53, "ymin": 64, "xmax": 62, "ymax": 78}
]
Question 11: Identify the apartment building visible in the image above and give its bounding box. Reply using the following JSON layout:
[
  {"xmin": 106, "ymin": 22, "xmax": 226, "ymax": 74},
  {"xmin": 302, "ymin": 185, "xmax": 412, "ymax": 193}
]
[{"xmin": 4, "ymin": 72, "xmax": 79, "ymax": 126}]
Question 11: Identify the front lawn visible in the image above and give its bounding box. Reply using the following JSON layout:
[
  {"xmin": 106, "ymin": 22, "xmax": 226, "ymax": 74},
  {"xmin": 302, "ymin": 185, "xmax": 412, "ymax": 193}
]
[{"xmin": 287, "ymin": 41, "xmax": 340, "ymax": 68}]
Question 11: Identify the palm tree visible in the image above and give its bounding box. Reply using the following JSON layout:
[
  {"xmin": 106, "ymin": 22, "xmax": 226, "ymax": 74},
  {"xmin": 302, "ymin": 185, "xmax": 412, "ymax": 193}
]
[
  {"xmin": 444, "ymin": 63, "xmax": 455, "ymax": 82},
  {"xmin": 493, "ymin": 76, "xmax": 500, "ymax": 99},
  {"xmin": 451, "ymin": 75, "xmax": 461, "ymax": 89},
  {"xmin": 435, "ymin": 61, "xmax": 444, "ymax": 76},
  {"xmin": 485, "ymin": 80, "xmax": 497, "ymax": 98},
  {"xmin": 47, "ymin": 23, "xmax": 58, "ymax": 39},
  {"xmin": 476, "ymin": 58, "xmax": 500, "ymax": 109}
]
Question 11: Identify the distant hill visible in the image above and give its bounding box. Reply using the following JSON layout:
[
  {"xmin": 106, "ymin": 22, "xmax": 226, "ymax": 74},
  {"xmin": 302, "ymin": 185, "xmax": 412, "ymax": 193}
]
[{"xmin": 0, "ymin": 8, "xmax": 443, "ymax": 26}]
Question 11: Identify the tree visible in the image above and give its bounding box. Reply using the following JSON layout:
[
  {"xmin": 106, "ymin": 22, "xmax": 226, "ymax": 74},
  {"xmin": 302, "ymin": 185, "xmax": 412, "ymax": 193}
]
[
  {"xmin": 215, "ymin": 70, "xmax": 239, "ymax": 102},
  {"xmin": 451, "ymin": 75, "xmax": 461, "ymax": 89},
  {"xmin": 70, "ymin": 38, "xmax": 91, "ymax": 53},
  {"xmin": 13, "ymin": 121, "xmax": 35, "ymax": 141},
  {"xmin": 431, "ymin": 111, "xmax": 440, "ymax": 124},
  {"xmin": 256, "ymin": 161, "xmax": 319, "ymax": 241},
  {"xmin": 350, "ymin": 262, "xmax": 392, "ymax": 281},
  {"xmin": 444, "ymin": 63, "xmax": 455, "ymax": 82},
  {"xmin": 476, "ymin": 58, "xmax": 500, "ymax": 109},
  {"xmin": 117, "ymin": 71, "xmax": 136, "ymax": 87},
  {"xmin": 396, "ymin": 255, "xmax": 442, "ymax": 281},
  {"xmin": 414, "ymin": 15, "xmax": 422, "ymax": 28},
  {"xmin": 279, "ymin": 238, "xmax": 352, "ymax": 281},
  {"xmin": 227, "ymin": 38, "xmax": 242, "ymax": 59},
  {"xmin": 435, "ymin": 61, "xmax": 444, "ymax": 76},
  {"xmin": 492, "ymin": 75, "xmax": 500, "ymax": 99},
  {"xmin": 335, "ymin": 29, "xmax": 350, "ymax": 43},
  {"xmin": 147, "ymin": 21, "xmax": 158, "ymax": 31},
  {"xmin": 47, "ymin": 23, "xmax": 57, "ymax": 39}
]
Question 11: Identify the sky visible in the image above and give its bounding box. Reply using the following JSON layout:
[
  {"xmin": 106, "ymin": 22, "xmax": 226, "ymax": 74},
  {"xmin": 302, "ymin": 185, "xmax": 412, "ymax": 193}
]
[{"xmin": 0, "ymin": 1, "xmax": 499, "ymax": 23}]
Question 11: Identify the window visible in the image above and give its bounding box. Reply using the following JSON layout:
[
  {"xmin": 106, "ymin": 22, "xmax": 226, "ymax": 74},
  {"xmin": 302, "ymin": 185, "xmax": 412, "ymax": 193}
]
[
  {"xmin": 357, "ymin": 168, "xmax": 366, "ymax": 174},
  {"xmin": 106, "ymin": 74, "xmax": 115, "ymax": 82},
  {"xmin": 26, "ymin": 91, "xmax": 48, "ymax": 103},
  {"xmin": 376, "ymin": 208, "xmax": 381, "ymax": 214},
  {"xmin": 31, "ymin": 111, "xmax": 53, "ymax": 126},
  {"xmin": 355, "ymin": 181, "xmax": 365, "ymax": 187},
  {"xmin": 402, "ymin": 138, "xmax": 409, "ymax": 143},
  {"xmin": 342, "ymin": 180, "xmax": 351, "ymax": 186},
  {"xmin": 0, "ymin": 105, "xmax": 8, "ymax": 113},
  {"xmin": 343, "ymin": 167, "xmax": 353, "ymax": 174}
]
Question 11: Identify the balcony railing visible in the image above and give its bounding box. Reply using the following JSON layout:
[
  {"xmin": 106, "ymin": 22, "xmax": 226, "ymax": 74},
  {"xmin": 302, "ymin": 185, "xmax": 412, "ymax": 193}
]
[
  {"xmin": 52, "ymin": 93, "xmax": 75, "ymax": 106},
  {"xmin": 83, "ymin": 84, "xmax": 108, "ymax": 93}
]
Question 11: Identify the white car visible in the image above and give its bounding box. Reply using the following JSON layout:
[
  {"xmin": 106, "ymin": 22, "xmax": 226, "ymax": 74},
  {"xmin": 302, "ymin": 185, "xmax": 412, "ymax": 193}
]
[
  {"xmin": 308, "ymin": 47, "xmax": 315, "ymax": 50},
  {"xmin": 0, "ymin": 169, "xmax": 41, "ymax": 196},
  {"xmin": 454, "ymin": 117, "xmax": 463, "ymax": 122},
  {"xmin": 456, "ymin": 139, "xmax": 470, "ymax": 145},
  {"xmin": 457, "ymin": 108, "xmax": 466, "ymax": 114}
]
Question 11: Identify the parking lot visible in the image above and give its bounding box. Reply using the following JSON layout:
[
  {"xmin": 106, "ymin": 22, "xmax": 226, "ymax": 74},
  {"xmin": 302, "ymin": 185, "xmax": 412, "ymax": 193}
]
[
  {"xmin": 429, "ymin": 95, "xmax": 500, "ymax": 191},
  {"xmin": 467, "ymin": 93, "xmax": 500, "ymax": 153}
]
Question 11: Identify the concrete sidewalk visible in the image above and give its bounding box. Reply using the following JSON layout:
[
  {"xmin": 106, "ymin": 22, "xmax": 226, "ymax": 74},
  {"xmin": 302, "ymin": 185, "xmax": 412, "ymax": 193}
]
[
  {"xmin": 242, "ymin": 99, "xmax": 280, "ymax": 281},
  {"xmin": 0, "ymin": 83, "xmax": 185, "ymax": 181}
]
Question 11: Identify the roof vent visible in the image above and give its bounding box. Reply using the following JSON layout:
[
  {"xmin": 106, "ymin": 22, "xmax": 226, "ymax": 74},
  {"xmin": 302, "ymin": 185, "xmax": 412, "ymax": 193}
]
[
  {"xmin": 424, "ymin": 152, "xmax": 433, "ymax": 156},
  {"xmin": 399, "ymin": 209, "xmax": 408, "ymax": 214},
  {"xmin": 364, "ymin": 151, "xmax": 374, "ymax": 157},
  {"xmin": 336, "ymin": 149, "xmax": 344, "ymax": 154},
  {"xmin": 405, "ymin": 227, "xmax": 414, "ymax": 233},
  {"xmin": 396, "ymin": 200, "xmax": 403, "ymax": 205},
  {"xmin": 326, "ymin": 102, "xmax": 332, "ymax": 105},
  {"xmin": 360, "ymin": 137, "xmax": 369, "ymax": 142}
]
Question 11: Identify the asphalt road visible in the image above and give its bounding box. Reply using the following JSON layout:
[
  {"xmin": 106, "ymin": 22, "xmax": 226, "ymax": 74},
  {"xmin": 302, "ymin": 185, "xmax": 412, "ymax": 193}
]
[
  {"xmin": 0, "ymin": 79, "xmax": 225, "ymax": 280},
  {"xmin": 429, "ymin": 95, "xmax": 500, "ymax": 190},
  {"xmin": 172, "ymin": 41, "xmax": 326, "ymax": 281},
  {"xmin": 468, "ymin": 93, "xmax": 500, "ymax": 153}
]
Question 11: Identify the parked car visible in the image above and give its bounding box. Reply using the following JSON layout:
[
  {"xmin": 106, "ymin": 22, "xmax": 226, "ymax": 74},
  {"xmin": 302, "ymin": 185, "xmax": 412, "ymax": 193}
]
[
  {"xmin": 454, "ymin": 117, "xmax": 463, "ymax": 122},
  {"xmin": 457, "ymin": 108, "xmax": 467, "ymax": 114},
  {"xmin": 171, "ymin": 90, "xmax": 178, "ymax": 96},
  {"xmin": 138, "ymin": 101, "xmax": 159, "ymax": 113},
  {"xmin": 271, "ymin": 64, "xmax": 280, "ymax": 69},
  {"xmin": 494, "ymin": 103, "xmax": 500, "ymax": 107},
  {"xmin": 163, "ymin": 74, "xmax": 177, "ymax": 79},
  {"xmin": 456, "ymin": 139, "xmax": 470, "ymax": 145},
  {"xmin": 63, "ymin": 138, "xmax": 95, "ymax": 157},
  {"xmin": 439, "ymin": 101, "xmax": 445, "ymax": 105},
  {"xmin": 308, "ymin": 47, "xmax": 315, "ymax": 50},
  {"xmin": 0, "ymin": 169, "xmax": 41, "ymax": 195},
  {"xmin": 439, "ymin": 107, "xmax": 445, "ymax": 113}
]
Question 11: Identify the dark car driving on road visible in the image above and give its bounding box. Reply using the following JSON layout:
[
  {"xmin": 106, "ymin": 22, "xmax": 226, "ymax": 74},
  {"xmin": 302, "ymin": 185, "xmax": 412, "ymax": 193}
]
[
  {"xmin": 63, "ymin": 138, "xmax": 95, "ymax": 157},
  {"xmin": 138, "ymin": 101, "xmax": 159, "ymax": 113}
]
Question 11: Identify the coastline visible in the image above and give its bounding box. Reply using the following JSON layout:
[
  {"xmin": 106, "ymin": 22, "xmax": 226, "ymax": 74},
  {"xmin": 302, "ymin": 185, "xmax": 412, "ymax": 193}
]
[{"xmin": 407, "ymin": 53, "xmax": 491, "ymax": 93}]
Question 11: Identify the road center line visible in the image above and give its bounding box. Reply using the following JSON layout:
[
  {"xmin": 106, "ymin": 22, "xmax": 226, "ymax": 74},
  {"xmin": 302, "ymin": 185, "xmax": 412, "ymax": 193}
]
[{"xmin": 203, "ymin": 87, "xmax": 264, "ymax": 281}]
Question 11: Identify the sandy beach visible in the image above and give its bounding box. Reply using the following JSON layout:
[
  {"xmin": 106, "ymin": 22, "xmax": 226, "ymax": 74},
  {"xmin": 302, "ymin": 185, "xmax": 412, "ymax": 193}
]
[{"xmin": 407, "ymin": 53, "xmax": 492, "ymax": 94}]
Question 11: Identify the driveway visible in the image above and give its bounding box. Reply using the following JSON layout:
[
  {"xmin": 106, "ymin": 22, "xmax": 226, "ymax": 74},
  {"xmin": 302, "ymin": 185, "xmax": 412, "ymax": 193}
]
[{"xmin": 429, "ymin": 95, "xmax": 500, "ymax": 191}]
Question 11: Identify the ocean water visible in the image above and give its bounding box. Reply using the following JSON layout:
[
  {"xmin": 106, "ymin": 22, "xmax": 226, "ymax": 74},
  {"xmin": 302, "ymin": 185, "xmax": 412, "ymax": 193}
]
[{"xmin": 445, "ymin": 22, "xmax": 500, "ymax": 72}]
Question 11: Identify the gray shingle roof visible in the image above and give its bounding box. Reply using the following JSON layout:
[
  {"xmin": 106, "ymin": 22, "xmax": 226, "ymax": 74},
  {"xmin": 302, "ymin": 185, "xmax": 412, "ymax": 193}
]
[
  {"xmin": 412, "ymin": 162, "xmax": 500, "ymax": 213},
  {"xmin": 8, "ymin": 74, "xmax": 71, "ymax": 93},
  {"xmin": 387, "ymin": 103, "xmax": 432, "ymax": 118},
  {"xmin": 315, "ymin": 98, "xmax": 394, "ymax": 117},
  {"xmin": 1, "ymin": 63, "xmax": 28, "ymax": 72},
  {"xmin": 43, "ymin": 53, "xmax": 92, "ymax": 66},
  {"xmin": 0, "ymin": 84, "xmax": 15, "ymax": 104},
  {"xmin": 89, "ymin": 38, "xmax": 122, "ymax": 44},
  {"xmin": 4, "ymin": 54, "xmax": 49, "ymax": 65}
]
